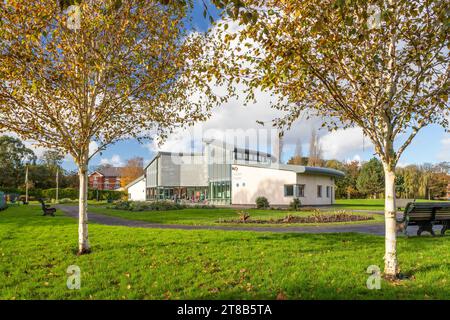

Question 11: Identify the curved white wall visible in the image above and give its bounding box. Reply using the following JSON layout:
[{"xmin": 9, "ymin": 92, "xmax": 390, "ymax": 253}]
[
  {"xmin": 231, "ymin": 165, "xmax": 335, "ymax": 206},
  {"xmin": 231, "ymin": 165, "xmax": 296, "ymax": 206}
]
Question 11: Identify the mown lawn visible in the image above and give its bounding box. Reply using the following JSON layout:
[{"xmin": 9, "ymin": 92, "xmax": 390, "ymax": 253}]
[
  {"xmin": 334, "ymin": 199, "xmax": 448, "ymax": 211},
  {"xmin": 88, "ymin": 206, "xmax": 383, "ymax": 227},
  {"xmin": 0, "ymin": 205, "xmax": 449, "ymax": 300}
]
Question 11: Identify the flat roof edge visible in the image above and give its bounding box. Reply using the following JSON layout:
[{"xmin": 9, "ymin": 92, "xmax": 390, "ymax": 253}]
[
  {"xmin": 233, "ymin": 163, "xmax": 345, "ymax": 177},
  {"xmin": 303, "ymin": 166, "xmax": 346, "ymax": 177}
]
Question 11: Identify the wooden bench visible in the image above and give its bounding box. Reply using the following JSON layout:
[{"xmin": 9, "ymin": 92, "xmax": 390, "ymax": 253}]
[
  {"xmin": 38, "ymin": 199, "xmax": 56, "ymax": 217},
  {"xmin": 398, "ymin": 202, "xmax": 450, "ymax": 236},
  {"xmin": 435, "ymin": 204, "xmax": 450, "ymax": 235}
]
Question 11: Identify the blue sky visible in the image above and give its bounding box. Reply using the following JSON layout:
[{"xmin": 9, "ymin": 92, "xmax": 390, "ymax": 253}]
[{"xmin": 57, "ymin": 1, "xmax": 448, "ymax": 171}]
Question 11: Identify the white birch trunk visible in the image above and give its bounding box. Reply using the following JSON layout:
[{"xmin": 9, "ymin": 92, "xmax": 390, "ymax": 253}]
[
  {"xmin": 383, "ymin": 166, "xmax": 398, "ymax": 277},
  {"xmin": 78, "ymin": 163, "xmax": 90, "ymax": 254}
]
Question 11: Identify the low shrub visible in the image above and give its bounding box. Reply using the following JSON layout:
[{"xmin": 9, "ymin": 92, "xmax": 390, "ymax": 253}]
[
  {"xmin": 190, "ymin": 204, "xmax": 216, "ymax": 209},
  {"xmin": 255, "ymin": 196, "xmax": 270, "ymax": 209},
  {"xmin": 110, "ymin": 200, "xmax": 132, "ymax": 210},
  {"xmin": 289, "ymin": 198, "xmax": 302, "ymax": 210}
]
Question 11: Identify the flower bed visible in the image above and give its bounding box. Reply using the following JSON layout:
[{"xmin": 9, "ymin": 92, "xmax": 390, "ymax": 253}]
[{"xmin": 218, "ymin": 211, "xmax": 374, "ymax": 224}]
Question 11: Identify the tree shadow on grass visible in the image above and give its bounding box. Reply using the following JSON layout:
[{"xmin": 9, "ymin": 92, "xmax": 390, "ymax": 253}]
[
  {"xmin": 253, "ymin": 232, "xmax": 383, "ymax": 245},
  {"xmin": 402, "ymin": 263, "xmax": 450, "ymax": 277}
]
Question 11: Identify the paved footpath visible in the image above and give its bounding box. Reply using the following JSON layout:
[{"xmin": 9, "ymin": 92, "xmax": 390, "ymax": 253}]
[{"xmin": 57, "ymin": 205, "xmax": 419, "ymax": 236}]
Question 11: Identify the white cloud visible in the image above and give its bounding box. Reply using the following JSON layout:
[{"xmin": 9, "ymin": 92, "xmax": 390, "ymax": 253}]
[
  {"xmin": 89, "ymin": 141, "xmax": 99, "ymax": 157},
  {"xmin": 145, "ymin": 18, "xmax": 325, "ymax": 157},
  {"xmin": 100, "ymin": 154, "xmax": 124, "ymax": 167},
  {"xmin": 22, "ymin": 141, "xmax": 48, "ymax": 159},
  {"xmin": 437, "ymin": 135, "xmax": 450, "ymax": 161},
  {"xmin": 345, "ymin": 154, "xmax": 362, "ymax": 164},
  {"xmin": 320, "ymin": 127, "xmax": 373, "ymax": 160},
  {"xmin": 144, "ymin": 82, "xmax": 326, "ymax": 159}
]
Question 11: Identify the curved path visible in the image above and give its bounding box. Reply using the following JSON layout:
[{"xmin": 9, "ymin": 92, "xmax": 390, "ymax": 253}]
[{"xmin": 57, "ymin": 205, "xmax": 415, "ymax": 236}]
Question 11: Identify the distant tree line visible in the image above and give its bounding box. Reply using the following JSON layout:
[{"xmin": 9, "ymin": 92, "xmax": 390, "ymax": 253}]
[
  {"xmin": 288, "ymin": 152, "xmax": 449, "ymax": 200},
  {"xmin": 0, "ymin": 135, "xmax": 78, "ymax": 190},
  {"xmin": 0, "ymin": 135, "xmax": 139, "ymax": 200}
]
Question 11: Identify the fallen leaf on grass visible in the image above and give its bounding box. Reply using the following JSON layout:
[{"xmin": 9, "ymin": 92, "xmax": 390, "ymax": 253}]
[{"xmin": 276, "ymin": 292, "xmax": 287, "ymax": 300}]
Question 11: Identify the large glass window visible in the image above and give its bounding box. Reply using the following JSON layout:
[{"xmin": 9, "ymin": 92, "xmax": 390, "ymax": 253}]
[
  {"xmin": 209, "ymin": 181, "xmax": 231, "ymax": 200},
  {"xmin": 284, "ymin": 185, "xmax": 294, "ymax": 197},
  {"xmin": 326, "ymin": 186, "xmax": 331, "ymax": 198},
  {"xmin": 285, "ymin": 184, "xmax": 305, "ymax": 197},
  {"xmin": 317, "ymin": 185, "xmax": 323, "ymax": 198}
]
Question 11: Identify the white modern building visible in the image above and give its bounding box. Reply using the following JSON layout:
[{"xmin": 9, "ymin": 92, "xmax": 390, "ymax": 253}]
[
  {"xmin": 125, "ymin": 175, "xmax": 146, "ymax": 201},
  {"xmin": 128, "ymin": 139, "xmax": 345, "ymax": 206},
  {"xmin": 230, "ymin": 163, "xmax": 342, "ymax": 206}
]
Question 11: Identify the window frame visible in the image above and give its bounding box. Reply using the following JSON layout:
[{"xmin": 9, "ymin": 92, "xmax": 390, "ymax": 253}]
[
  {"xmin": 297, "ymin": 184, "xmax": 305, "ymax": 197},
  {"xmin": 317, "ymin": 185, "xmax": 323, "ymax": 198},
  {"xmin": 284, "ymin": 184, "xmax": 294, "ymax": 197}
]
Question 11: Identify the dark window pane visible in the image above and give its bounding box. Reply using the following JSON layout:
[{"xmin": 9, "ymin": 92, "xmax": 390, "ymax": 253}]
[{"xmin": 284, "ymin": 185, "xmax": 294, "ymax": 197}]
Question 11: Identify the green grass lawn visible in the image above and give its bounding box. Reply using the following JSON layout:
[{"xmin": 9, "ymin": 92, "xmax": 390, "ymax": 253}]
[
  {"xmin": 87, "ymin": 199, "xmax": 449, "ymax": 227},
  {"xmin": 0, "ymin": 205, "xmax": 449, "ymax": 299},
  {"xmin": 334, "ymin": 199, "xmax": 448, "ymax": 211},
  {"xmin": 333, "ymin": 199, "xmax": 386, "ymax": 211},
  {"xmin": 87, "ymin": 206, "xmax": 384, "ymax": 227}
]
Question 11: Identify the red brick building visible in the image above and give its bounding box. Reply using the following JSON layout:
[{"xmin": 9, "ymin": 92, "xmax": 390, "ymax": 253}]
[{"xmin": 88, "ymin": 167, "xmax": 123, "ymax": 190}]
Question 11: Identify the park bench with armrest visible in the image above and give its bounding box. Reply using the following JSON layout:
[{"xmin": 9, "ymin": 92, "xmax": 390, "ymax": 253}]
[
  {"xmin": 398, "ymin": 202, "xmax": 450, "ymax": 236},
  {"xmin": 435, "ymin": 204, "xmax": 450, "ymax": 235},
  {"xmin": 38, "ymin": 199, "xmax": 56, "ymax": 217}
]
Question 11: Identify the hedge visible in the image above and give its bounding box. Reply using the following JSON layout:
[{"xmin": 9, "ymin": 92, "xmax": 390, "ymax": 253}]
[
  {"xmin": 0, "ymin": 187, "xmax": 125, "ymax": 201},
  {"xmin": 42, "ymin": 188, "xmax": 78, "ymax": 200},
  {"xmin": 0, "ymin": 187, "xmax": 43, "ymax": 198},
  {"xmin": 88, "ymin": 189, "xmax": 125, "ymax": 201}
]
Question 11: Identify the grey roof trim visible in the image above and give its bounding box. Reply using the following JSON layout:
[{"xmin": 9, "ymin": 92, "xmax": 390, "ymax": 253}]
[
  {"xmin": 303, "ymin": 166, "xmax": 346, "ymax": 177},
  {"xmin": 124, "ymin": 175, "xmax": 145, "ymax": 189},
  {"xmin": 88, "ymin": 170, "xmax": 104, "ymax": 177},
  {"xmin": 89, "ymin": 168, "xmax": 124, "ymax": 177},
  {"xmin": 233, "ymin": 162, "xmax": 304, "ymax": 173}
]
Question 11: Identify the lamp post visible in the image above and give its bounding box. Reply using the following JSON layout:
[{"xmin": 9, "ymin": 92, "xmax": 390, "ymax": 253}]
[
  {"xmin": 56, "ymin": 167, "xmax": 59, "ymax": 203},
  {"xmin": 25, "ymin": 165, "xmax": 29, "ymax": 203}
]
